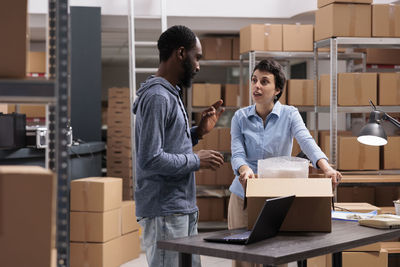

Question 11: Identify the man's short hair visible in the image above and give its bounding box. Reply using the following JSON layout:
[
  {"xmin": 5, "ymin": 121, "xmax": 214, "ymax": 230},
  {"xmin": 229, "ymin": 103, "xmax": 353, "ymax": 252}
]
[
  {"xmin": 157, "ymin": 25, "xmax": 197, "ymax": 62},
  {"xmin": 252, "ymin": 59, "xmax": 286, "ymax": 103}
]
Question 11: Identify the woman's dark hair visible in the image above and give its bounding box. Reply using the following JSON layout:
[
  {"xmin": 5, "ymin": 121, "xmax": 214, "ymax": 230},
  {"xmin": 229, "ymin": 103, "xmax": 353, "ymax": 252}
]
[
  {"xmin": 252, "ymin": 59, "xmax": 286, "ymax": 103},
  {"xmin": 157, "ymin": 25, "xmax": 197, "ymax": 62}
]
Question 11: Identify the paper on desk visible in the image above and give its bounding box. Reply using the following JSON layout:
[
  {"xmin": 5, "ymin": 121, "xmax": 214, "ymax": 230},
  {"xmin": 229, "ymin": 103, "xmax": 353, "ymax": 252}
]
[{"xmin": 332, "ymin": 210, "xmax": 378, "ymax": 222}]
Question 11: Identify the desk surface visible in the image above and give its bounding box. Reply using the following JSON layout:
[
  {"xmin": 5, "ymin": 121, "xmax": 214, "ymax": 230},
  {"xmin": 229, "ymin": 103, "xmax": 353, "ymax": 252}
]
[{"xmin": 158, "ymin": 220, "xmax": 400, "ymax": 266}]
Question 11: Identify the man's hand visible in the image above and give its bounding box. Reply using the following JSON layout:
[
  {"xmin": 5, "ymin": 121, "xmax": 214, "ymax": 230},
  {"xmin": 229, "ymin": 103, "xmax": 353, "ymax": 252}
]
[
  {"xmin": 196, "ymin": 150, "xmax": 224, "ymax": 170},
  {"xmin": 196, "ymin": 100, "xmax": 225, "ymax": 138}
]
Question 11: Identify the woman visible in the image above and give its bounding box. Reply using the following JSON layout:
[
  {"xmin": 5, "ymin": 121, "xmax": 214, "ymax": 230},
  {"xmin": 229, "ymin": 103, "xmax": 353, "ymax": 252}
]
[{"xmin": 228, "ymin": 59, "xmax": 341, "ymax": 267}]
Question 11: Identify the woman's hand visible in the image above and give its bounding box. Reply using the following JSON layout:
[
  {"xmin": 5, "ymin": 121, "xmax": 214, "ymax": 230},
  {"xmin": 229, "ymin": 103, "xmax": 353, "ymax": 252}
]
[
  {"xmin": 238, "ymin": 165, "xmax": 255, "ymax": 189},
  {"xmin": 317, "ymin": 159, "xmax": 342, "ymax": 190}
]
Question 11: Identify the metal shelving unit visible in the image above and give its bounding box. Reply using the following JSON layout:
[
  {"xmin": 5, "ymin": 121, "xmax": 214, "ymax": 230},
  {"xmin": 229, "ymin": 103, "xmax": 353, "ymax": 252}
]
[
  {"xmin": 0, "ymin": 1, "xmax": 70, "ymax": 266},
  {"xmin": 314, "ymin": 37, "xmax": 400, "ymax": 169}
]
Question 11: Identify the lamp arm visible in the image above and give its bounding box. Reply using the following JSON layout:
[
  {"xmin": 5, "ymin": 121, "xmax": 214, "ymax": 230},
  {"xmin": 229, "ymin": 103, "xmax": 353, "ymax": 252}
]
[{"xmin": 384, "ymin": 113, "xmax": 400, "ymax": 129}]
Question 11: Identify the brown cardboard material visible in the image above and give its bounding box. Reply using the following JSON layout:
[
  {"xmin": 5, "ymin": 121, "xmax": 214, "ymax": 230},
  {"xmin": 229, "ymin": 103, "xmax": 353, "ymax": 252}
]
[
  {"xmin": 108, "ymin": 97, "xmax": 130, "ymax": 110},
  {"xmin": 379, "ymin": 73, "xmax": 400, "ymax": 106},
  {"xmin": 7, "ymin": 104, "xmax": 46, "ymax": 118},
  {"xmin": 342, "ymin": 250, "xmax": 388, "ymax": 267},
  {"xmin": 27, "ymin": 51, "xmax": 46, "ymax": 73},
  {"xmin": 337, "ymin": 186, "xmax": 375, "ymax": 204},
  {"xmin": 318, "ymin": 130, "xmax": 353, "ymax": 157},
  {"xmin": 107, "ymin": 167, "xmax": 132, "ymax": 180},
  {"xmin": 121, "ymin": 201, "xmax": 140, "ymax": 234},
  {"xmin": 292, "ymin": 131, "xmax": 316, "ymax": 157},
  {"xmin": 334, "ymin": 202, "xmax": 380, "ymax": 213},
  {"xmin": 283, "ymin": 24, "xmax": 314, "ymax": 52},
  {"xmin": 246, "ymin": 178, "xmax": 333, "ymax": 232},
  {"xmin": 240, "ymin": 24, "xmax": 282, "ymax": 53},
  {"xmin": 197, "ymin": 197, "xmax": 225, "ymax": 221},
  {"xmin": 307, "ymin": 254, "xmax": 332, "ymax": 267},
  {"xmin": 216, "ymin": 162, "xmax": 234, "ymax": 186},
  {"xmin": 319, "ymin": 74, "xmax": 330, "ymax": 106},
  {"xmin": 0, "ymin": 104, "xmax": 7, "ymax": 114},
  {"xmin": 70, "ymin": 208, "xmax": 122, "ymax": 242},
  {"xmin": 107, "ymin": 127, "xmax": 131, "ymax": 139},
  {"xmin": 202, "ymin": 129, "xmax": 219, "ymax": 149},
  {"xmin": 200, "ymin": 37, "xmax": 232, "ymax": 60},
  {"xmin": 315, "ymin": 3, "xmax": 371, "ymax": 41},
  {"xmin": 318, "ymin": 0, "xmax": 372, "ymax": 8},
  {"xmin": 71, "ymin": 177, "xmax": 122, "ymax": 212},
  {"xmin": 338, "ymin": 73, "xmax": 377, "ymax": 106},
  {"xmin": 0, "ymin": 166, "xmax": 56, "ymax": 267},
  {"xmin": 384, "ymin": 136, "xmax": 400, "ymax": 169},
  {"xmin": 372, "ymin": 4, "xmax": 400, "ymax": 37},
  {"xmin": 195, "ymin": 168, "xmax": 216, "ymax": 185},
  {"xmin": 0, "ymin": 0, "xmax": 28, "ymax": 78},
  {"xmin": 362, "ymin": 48, "xmax": 400, "ymax": 65},
  {"xmin": 70, "ymin": 230, "xmax": 140, "ymax": 267},
  {"xmin": 232, "ymin": 37, "xmax": 240, "ymax": 60},
  {"xmin": 218, "ymin": 128, "xmax": 231, "ymax": 152},
  {"xmin": 223, "ymin": 84, "xmax": 239, "ymax": 107},
  {"xmin": 192, "ymin": 83, "xmax": 221, "ymax": 107},
  {"xmin": 287, "ymin": 79, "xmax": 314, "ymax": 106},
  {"xmin": 108, "ymin": 87, "xmax": 130, "ymax": 98},
  {"xmin": 338, "ymin": 136, "xmax": 379, "ymax": 170},
  {"xmin": 375, "ymin": 186, "xmax": 400, "ymax": 206}
]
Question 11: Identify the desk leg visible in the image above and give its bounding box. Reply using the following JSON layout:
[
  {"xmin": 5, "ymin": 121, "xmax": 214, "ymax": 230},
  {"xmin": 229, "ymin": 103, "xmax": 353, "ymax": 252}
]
[
  {"xmin": 332, "ymin": 252, "xmax": 342, "ymax": 267},
  {"xmin": 179, "ymin": 252, "xmax": 192, "ymax": 267}
]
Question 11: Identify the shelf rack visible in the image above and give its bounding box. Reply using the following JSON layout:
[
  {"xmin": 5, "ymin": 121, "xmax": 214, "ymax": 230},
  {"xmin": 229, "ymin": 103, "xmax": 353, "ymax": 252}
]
[
  {"xmin": 0, "ymin": 1, "xmax": 70, "ymax": 266},
  {"xmin": 314, "ymin": 37, "xmax": 400, "ymax": 169}
]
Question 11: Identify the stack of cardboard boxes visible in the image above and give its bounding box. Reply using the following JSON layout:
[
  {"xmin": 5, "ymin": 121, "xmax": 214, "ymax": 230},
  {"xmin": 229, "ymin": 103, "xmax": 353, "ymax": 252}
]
[
  {"xmin": 107, "ymin": 87, "xmax": 134, "ymax": 200},
  {"xmin": 200, "ymin": 37, "xmax": 240, "ymax": 60},
  {"xmin": 70, "ymin": 177, "xmax": 140, "ymax": 267}
]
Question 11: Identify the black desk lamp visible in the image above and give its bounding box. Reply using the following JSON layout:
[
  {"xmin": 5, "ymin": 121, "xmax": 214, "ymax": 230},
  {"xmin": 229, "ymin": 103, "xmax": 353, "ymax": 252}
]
[{"xmin": 357, "ymin": 100, "xmax": 400, "ymax": 146}]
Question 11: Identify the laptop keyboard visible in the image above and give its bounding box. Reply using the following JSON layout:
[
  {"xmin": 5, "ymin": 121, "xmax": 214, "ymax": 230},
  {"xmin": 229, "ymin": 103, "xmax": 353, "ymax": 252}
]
[{"xmin": 224, "ymin": 231, "xmax": 251, "ymax": 241}]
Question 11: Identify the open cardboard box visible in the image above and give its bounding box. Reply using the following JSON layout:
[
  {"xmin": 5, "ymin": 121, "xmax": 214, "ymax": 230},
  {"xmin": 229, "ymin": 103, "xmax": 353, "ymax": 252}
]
[{"xmin": 246, "ymin": 178, "xmax": 333, "ymax": 232}]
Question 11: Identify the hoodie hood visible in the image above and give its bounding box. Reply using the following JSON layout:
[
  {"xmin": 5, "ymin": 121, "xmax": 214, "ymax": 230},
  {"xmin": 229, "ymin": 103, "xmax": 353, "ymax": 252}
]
[{"xmin": 133, "ymin": 75, "xmax": 180, "ymax": 114}]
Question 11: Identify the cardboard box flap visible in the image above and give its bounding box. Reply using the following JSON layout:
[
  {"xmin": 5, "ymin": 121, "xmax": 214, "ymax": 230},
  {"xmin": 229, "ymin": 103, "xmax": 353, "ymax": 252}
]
[
  {"xmin": 0, "ymin": 165, "xmax": 53, "ymax": 175},
  {"xmin": 246, "ymin": 178, "xmax": 333, "ymax": 197}
]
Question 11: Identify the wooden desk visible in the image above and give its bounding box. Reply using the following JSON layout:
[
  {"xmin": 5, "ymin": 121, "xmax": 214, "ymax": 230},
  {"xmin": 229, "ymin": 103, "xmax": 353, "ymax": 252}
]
[{"xmin": 158, "ymin": 220, "xmax": 400, "ymax": 267}]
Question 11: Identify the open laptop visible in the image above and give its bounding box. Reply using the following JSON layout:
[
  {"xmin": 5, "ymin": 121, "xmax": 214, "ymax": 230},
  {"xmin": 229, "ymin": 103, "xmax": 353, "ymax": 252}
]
[{"xmin": 203, "ymin": 195, "xmax": 295, "ymax": 245}]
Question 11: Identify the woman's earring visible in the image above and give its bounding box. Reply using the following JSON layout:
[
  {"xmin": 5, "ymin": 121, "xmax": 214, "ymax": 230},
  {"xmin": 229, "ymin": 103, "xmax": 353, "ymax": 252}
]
[{"xmin": 274, "ymin": 95, "xmax": 278, "ymax": 100}]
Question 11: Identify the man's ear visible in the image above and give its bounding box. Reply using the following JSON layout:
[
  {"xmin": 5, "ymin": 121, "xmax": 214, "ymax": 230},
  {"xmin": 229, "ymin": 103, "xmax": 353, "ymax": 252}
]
[{"xmin": 177, "ymin": 46, "xmax": 185, "ymax": 60}]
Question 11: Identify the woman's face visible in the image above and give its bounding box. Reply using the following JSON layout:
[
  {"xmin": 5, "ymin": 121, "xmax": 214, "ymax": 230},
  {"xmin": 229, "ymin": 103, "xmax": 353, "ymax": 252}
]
[{"xmin": 251, "ymin": 70, "xmax": 280, "ymax": 105}]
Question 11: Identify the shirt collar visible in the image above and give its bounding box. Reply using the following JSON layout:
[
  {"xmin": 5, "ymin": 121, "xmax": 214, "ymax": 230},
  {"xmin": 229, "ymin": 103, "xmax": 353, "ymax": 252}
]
[{"xmin": 247, "ymin": 101, "xmax": 282, "ymax": 119}]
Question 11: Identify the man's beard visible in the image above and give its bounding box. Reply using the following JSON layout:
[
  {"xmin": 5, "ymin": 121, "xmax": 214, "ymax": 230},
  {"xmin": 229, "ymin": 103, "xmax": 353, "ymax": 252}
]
[{"xmin": 179, "ymin": 57, "xmax": 195, "ymax": 88}]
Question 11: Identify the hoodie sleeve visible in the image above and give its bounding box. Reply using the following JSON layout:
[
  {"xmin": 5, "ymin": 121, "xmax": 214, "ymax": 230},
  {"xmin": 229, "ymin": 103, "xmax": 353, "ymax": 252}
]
[{"xmin": 137, "ymin": 93, "xmax": 200, "ymax": 176}]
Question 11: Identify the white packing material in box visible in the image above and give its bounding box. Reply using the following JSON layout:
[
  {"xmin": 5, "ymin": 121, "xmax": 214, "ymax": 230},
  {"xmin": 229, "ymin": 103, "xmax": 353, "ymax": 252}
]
[{"xmin": 258, "ymin": 156, "xmax": 309, "ymax": 178}]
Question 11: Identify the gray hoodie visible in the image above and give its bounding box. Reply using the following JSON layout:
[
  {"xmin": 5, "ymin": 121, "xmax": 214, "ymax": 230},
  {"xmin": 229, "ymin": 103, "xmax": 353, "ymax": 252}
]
[{"xmin": 132, "ymin": 76, "xmax": 200, "ymax": 218}]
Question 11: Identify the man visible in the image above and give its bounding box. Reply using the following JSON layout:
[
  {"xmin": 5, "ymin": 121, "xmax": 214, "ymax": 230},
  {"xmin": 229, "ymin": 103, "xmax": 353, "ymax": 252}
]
[{"xmin": 132, "ymin": 25, "xmax": 225, "ymax": 267}]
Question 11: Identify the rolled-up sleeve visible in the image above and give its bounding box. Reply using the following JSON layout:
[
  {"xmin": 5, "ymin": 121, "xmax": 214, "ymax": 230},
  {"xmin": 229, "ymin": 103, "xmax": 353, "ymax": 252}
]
[
  {"xmin": 290, "ymin": 108, "xmax": 328, "ymax": 168},
  {"xmin": 230, "ymin": 112, "xmax": 249, "ymax": 176},
  {"xmin": 137, "ymin": 94, "xmax": 200, "ymax": 176}
]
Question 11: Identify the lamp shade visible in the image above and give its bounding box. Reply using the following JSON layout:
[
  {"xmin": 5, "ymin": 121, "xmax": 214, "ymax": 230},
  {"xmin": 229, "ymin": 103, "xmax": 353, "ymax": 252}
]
[{"xmin": 357, "ymin": 122, "xmax": 387, "ymax": 146}]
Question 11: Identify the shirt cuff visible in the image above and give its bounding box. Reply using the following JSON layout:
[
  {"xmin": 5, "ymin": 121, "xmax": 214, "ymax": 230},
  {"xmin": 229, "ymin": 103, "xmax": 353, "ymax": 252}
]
[
  {"xmin": 231, "ymin": 158, "xmax": 248, "ymax": 176},
  {"xmin": 191, "ymin": 153, "xmax": 201, "ymax": 171}
]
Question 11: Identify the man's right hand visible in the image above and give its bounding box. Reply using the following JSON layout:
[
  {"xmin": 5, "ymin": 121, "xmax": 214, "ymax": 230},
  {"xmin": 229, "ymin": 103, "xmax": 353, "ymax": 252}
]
[{"xmin": 196, "ymin": 150, "xmax": 224, "ymax": 170}]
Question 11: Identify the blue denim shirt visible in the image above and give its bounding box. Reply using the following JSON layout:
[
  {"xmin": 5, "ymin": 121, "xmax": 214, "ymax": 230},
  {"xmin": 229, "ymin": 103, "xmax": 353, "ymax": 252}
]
[{"xmin": 229, "ymin": 101, "xmax": 328, "ymax": 199}]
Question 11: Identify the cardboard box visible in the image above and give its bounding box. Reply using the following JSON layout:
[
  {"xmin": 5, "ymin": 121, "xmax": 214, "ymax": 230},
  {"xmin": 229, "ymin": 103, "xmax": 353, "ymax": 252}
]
[
  {"xmin": 319, "ymin": 74, "xmax": 330, "ymax": 106},
  {"xmin": 70, "ymin": 230, "xmax": 140, "ymax": 267},
  {"xmin": 334, "ymin": 202, "xmax": 380, "ymax": 213},
  {"xmin": 319, "ymin": 130, "xmax": 353, "ymax": 157},
  {"xmin": 337, "ymin": 186, "xmax": 375, "ymax": 204},
  {"xmin": 195, "ymin": 169, "xmax": 216, "ymax": 185},
  {"xmin": 71, "ymin": 177, "xmax": 122, "ymax": 212},
  {"xmin": 379, "ymin": 73, "xmax": 400, "ymax": 106},
  {"xmin": 318, "ymin": 0, "xmax": 372, "ymax": 8},
  {"xmin": 240, "ymin": 24, "xmax": 282, "ymax": 53},
  {"xmin": 372, "ymin": 4, "xmax": 400, "ymax": 37},
  {"xmin": 218, "ymin": 127, "xmax": 231, "ymax": 151},
  {"xmin": 361, "ymin": 48, "xmax": 400, "ymax": 65},
  {"xmin": 0, "ymin": 104, "xmax": 7, "ymax": 114},
  {"xmin": 375, "ymin": 186, "xmax": 400, "ymax": 206},
  {"xmin": 232, "ymin": 37, "xmax": 240, "ymax": 60},
  {"xmin": 315, "ymin": 3, "xmax": 371, "ymax": 41},
  {"xmin": 216, "ymin": 162, "xmax": 234, "ymax": 186},
  {"xmin": 0, "ymin": 166, "xmax": 56, "ymax": 267},
  {"xmin": 241, "ymin": 82, "xmax": 250, "ymax": 107},
  {"xmin": 108, "ymin": 97, "xmax": 130, "ymax": 110},
  {"xmin": 307, "ymin": 254, "xmax": 332, "ymax": 267},
  {"xmin": 338, "ymin": 136, "xmax": 379, "ymax": 170},
  {"xmin": 287, "ymin": 79, "xmax": 314, "ymax": 106},
  {"xmin": 291, "ymin": 130, "xmax": 316, "ymax": 157},
  {"xmin": 223, "ymin": 84, "xmax": 239, "ymax": 107},
  {"xmin": 107, "ymin": 167, "xmax": 132, "ymax": 179},
  {"xmin": 338, "ymin": 73, "xmax": 377, "ymax": 106},
  {"xmin": 27, "ymin": 51, "xmax": 46, "ymax": 73},
  {"xmin": 107, "ymin": 154, "xmax": 132, "ymax": 169},
  {"xmin": 342, "ymin": 250, "xmax": 388, "ymax": 267},
  {"xmin": 283, "ymin": 24, "xmax": 313, "ymax": 52},
  {"xmin": 70, "ymin": 208, "xmax": 122, "ymax": 242},
  {"xmin": 384, "ymin": 136, "xmax": 400, "ymax": 169},
  {"xmin": 121, "ymin": 201, "xmax": 140, "ymax": 234},
  {"xmin": 192, "ymin": 83, "xmax": 221, "ymax": 107},
  {"xmin": 246, "ymin": 178, "xmax": 333, "ymax": 232},
  {"xmin": 202, "ymin": 128, "xmax": 219, "ymax": 149},
  {"xmin": 0, "ymin": 0, "xmax": 28, "ymax": 78},
  {"xmin": 200, "ymin": 37, "xmax": 232, "ymax": 60},
  {"xmin": 108, "ymin": 87, "xmax": 130, "ymax": 99},
  {"xmin": 7, "ymin": 104, "xmax": 46, "ymax": 118},
  {"xmin": 107, "ymin": 127, "xmax": 131, "ymax": 139},
  {"xmin": 197, "ymin": 197, "xmax": 225, "ymax": 221}
]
